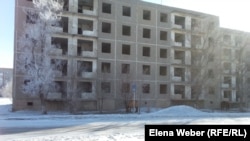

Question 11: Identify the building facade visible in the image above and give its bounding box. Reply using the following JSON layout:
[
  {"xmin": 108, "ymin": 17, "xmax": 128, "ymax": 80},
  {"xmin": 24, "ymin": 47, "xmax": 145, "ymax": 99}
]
[{"xmin": 13, "ymin": 0, "xmax": 250, "ymax": 112}]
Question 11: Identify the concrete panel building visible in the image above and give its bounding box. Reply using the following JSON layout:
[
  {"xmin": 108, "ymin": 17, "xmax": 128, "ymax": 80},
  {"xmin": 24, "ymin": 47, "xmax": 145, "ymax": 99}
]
[{"xmin": 13, "ymin": 0, "xmax": 250, "ymax": 112}]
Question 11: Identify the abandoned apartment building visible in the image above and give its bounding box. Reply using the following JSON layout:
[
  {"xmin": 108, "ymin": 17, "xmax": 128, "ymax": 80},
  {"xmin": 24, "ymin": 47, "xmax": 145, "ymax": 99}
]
[{"xmin": 13, "ymin": 0, "xmax": 250, "ymax": 112}]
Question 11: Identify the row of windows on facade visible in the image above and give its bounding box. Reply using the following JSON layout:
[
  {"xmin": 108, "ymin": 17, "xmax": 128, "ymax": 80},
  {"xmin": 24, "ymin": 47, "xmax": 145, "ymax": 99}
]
[{"xmin": 101, "ymin": 2, "xmax": 181, "ymax": 25}]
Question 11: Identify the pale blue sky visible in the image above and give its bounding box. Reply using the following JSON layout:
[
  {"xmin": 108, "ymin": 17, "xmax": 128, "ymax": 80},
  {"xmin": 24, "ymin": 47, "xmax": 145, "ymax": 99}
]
[{"xmin": 1, "ymin": 0, "xmax": 250, "ymax": 68}]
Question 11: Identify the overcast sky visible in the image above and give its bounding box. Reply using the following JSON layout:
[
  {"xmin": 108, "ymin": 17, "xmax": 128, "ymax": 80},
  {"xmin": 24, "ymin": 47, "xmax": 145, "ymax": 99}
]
[{"xmin": 1, "ymin": 0, "xmax": 250, "ymax": 68}]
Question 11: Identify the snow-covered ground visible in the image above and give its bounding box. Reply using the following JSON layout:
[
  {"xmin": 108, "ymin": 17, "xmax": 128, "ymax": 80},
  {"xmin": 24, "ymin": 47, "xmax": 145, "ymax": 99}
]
[{"xmin": 1, "ymin": 98, "xmax": 250, "ymax": 141}]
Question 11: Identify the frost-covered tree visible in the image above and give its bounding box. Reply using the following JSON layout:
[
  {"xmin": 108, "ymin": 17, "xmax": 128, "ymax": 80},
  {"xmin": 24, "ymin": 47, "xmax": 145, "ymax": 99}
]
[{"xmin": 17, "ymin": 0, "xmax": 64, "ymax": 114}]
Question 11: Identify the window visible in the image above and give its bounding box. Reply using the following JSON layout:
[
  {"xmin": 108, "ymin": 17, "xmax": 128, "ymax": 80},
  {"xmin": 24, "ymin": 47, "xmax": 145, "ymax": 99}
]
[
  {"xmin": 123, "ymin": 6, "xmax": 131, "ymax": 17},
  {"xmin": 143, "ymin": 47, "xmax": 150, "ymax": 57},
  {"xmin": 142, "ymin": 84, "xmax": 150, "ymax": 94},
  {"xmin": 122, "ymin": 25, "xmax": 131, "ymax": 36},
  {"xmin": 102, "ymin": 22, "xmax": 111, "ymax": 33},
  {"xmin": 122, "ymin": 83, "xmax": 130, "ymax": 93},
  {"xmin": 102, "ymin": 2, "xmax": 111, "ymax": 14},
  {"xmin": 143, "ymin": 65, "xmax": 150, "ymax": 75},
  {"xmin": 122, "ymin": 64, "xmax": 130, "ymax": 74},
  {"xmin": 82, "ymin": 82, "xmax": 92, "ymax": 93},
  {"xmin": 122, "ymin": 44, "xmax": 130, "ymax": 55},
  {"xmin": 160, "ymin": 49, "xmax": 167, "ymax": 58},
  {"xmin": 101, "ymin": 62, "xmax": 111, "ymax": 73},
  {"xmin": 160, "ymin": 31, "xmax": 167, "ymax": 40},
  {"xmin": 143, "ymin": 10, "xmax": 151, "ymax": 20},
  {"xmin": 160, "ymin": 84, "xmax": 167, "ymax": 94},
  {"xmin": 159, "ymin": 66, "xmax": 167, "ymax": 76},
  {"xmin": 82, "ymin": 61, "xmax": 93, "ymax": 72},
  {"xmin": 101, "ymin": 82, "xmax": 111, "ymax": 93},
  {"xmin": 102, "ymin": 42, "xmax": 111, "ymax": 53},
  {"xmin": 160, "ymin": 13, "xmax": 168, "ymax": 22},
  {"xmin": 143, "ymin": 28, "xmax": 150, "ymax": 38}
]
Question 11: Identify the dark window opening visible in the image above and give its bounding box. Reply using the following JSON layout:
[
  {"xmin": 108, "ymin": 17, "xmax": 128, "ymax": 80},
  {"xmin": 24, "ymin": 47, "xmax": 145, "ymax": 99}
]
[
  {"xmin": 160, "ymin": 13, "xmax": 168, "ymax": 23},
  {"xmin": 51, "ymin": 37, "xmax": 68, "ymax": 55},
  {"xmin": 122, "ymin": 25, "xmax": 131, "ymax": 36},
  {"xmin": 102, "ymin": 2, "xmax": 111, "ymax": 14},
  {"xmin": 102, "ymin": 42, "xmax": 111, "ymax": 53},
  {"xmin": 143, "ymin": 10, "xmax": 151, "ymax": 20},
  {"xmin": 26, "ymin": 11, "xmax": 38, "ymax": 24},
  {"xmin": 159, "ymin": 66, "xmax": 167, "ymax": 76},
  {"xmin": 143, "ymin": 47, "xmax": 150, "ymax": 57},
  {"xmin": 160, "ymin": 31, "xmax": 168, "ymax": 40},
  {"xmin": 82, "ymin": 82, "xmax": 92, "ymax": 93},
  {"xmin": 143, "ymin": 28, "xmax": 151, "ymax": 38},
  {"xmin": 122, "ymin": 44, "xmax": 130, "ymax": 55},
  {"xmin": 101, "ymin": 82, "xmax": 111, "ymax": 93},
  {"xmin": 123, "ymin": 6, "xmax": 131, "ymax": 17},
  {"xmin": 122, "ymin": 64, "xmax": 130, "ymax": 74},
  {"xmin": 122, "ymin": 83, "xmax": 130, "ymax": 93},
  {"xmin": 143, "ymin": 65, "xmax": 150, "ymax": 75},
  {"xmin": 77, "ymin": 39, "xmax": 93, "ymax": 55},
  {"xmin": 27, "ymin": 102, "xmax": 33, "ymax": 106},
  {"xmin": 160, "ymin": 84, "xmax": 167, "ymax": 94},
  {"xmin": 102, "ymin": 62, "xmax": 111, "ymax": 73},
  {"xmin": 160, "ymin": 49, "xmax": 167, "ymax": 58},
  {"xmin": 142, "ymin": 84, "xmax": 150, "ymax": 94},
  {"xmin": 174, "ymin": 15, "xmax": 185, "ymax": 28},
  {"xmin": 102, "ymin": 22, "xmax": 111, "ymax": 33}
]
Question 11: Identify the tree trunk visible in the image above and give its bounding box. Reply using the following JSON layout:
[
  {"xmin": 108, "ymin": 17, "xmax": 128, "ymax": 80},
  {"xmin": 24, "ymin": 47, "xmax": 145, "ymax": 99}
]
[{"xmin": 40, "ymin": 93, "xmax": 47, "ymax": 114}]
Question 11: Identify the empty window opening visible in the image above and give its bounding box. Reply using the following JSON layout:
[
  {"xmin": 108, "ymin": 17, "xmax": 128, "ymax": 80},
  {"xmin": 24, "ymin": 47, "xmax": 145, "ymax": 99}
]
[
  {"xmin": 78, "ymin": 19, "xmax": 93, "ymax": 34},
  {"xmin": 143, "ymin": 47, "xmax": 150, "ymax": 57},
  {"xmin": 122, "ymin": 64, "xmax": 130, "ymax": 74},
  {"xmin": 143, "ymin": 10, "xmax": 151, "ymax": 20},
  {"xmin": 102, "ymin": 42, "xmax": 111, "ymax": 53},
  {"xmin": 160, "ymin": 84, "xmax": 167, "ymax": 94},
  {"xmin": 143, "ymin": 65, "xmax": 150, "ymax": 75},
  {"xmin": 142, "ymin": 84, "xmax": 150, "ymax": 94},
  {"xmin": 79, "ymin": 82, "xmax": 92, "ymax": 93},
  {"xmin": 122, "ymin": 83, "xmax": 130, "ymax": 93},
  {"xmin": 51, "ymin": 59, "xmax": 67, "ymax": 76},
  {"xmin": 77, "ymin": 39, "xmax": 93, "ymax": 55},
  {"xmin": 160, "ymin": 13, "xmax": 168, "ymax": 23},
  {"xmin": 122, "ymin": 25, "xmax": 131, "ymax": 36},
  {"xmin": 174, "ymin": 67, "xmax": 185, "ymax": 81},
  {"xmin": 102, "ymin": 22, "xmax": 111, "ymax": 33},
  {"xmin": 101, "ymin": 82, "xmax": 111, "ymax": 93},
  {"xmin": 191, "ymin": 18, "xmax": 200, "ymax": 30},
  {"xmin": 159, "ymin": 66, "xmax": 167, "ymax": 76},
  {"xmin": 51, "ymin": 37, "xmax": 68, "ymax": 55},
  {"xmin": 175, "ymin": 33, "xmax": 185, "ymax": 46},
  {"xmin": 51, "ymin": 81, "xmax": 65, "ymax": 94},
  {"xmin": 122, "ymin": 44, "xmax": 130, "ymax": 55},
  {"xmin": 123, "ymin": 6, "xmax": 131, "ymax": 17},
  {"xmin": 78, "ymin": 0, "xmax": 94, "ymax": 12},
  {"xmin": 27, "ymin": 102, "xmax": 33, "ymax": 106},
  {"xmin": 78, "ymin": 61, "xmax": 93, "ymax": 74},
  {"xmin": 63, "ymin": 0, "xmax": 69, "ymax": 11},
  {"xmin": 224, "ymin": 76, "xmax": 231, "ymax": 86},
  {"xmin": 61, "ymin": 17, "xmax": 68, "ymax": 33},
  {"xmin": 174, "ymin": 15, "xmax": 185, "ymax": 28},
  {"xmin": 160, "ymin": 31, "xmax": 167, "ymax": 41},
  {"xmin": 160, "ymin": 49, "xmax": 167, "ymax": 58},
  {"xmin": 143, "ymin": 28, "xmax": 151, "ymax": 38},
  {"xmin": 101, "ymin": 62, "xmax": 111, "ymax": 73},
  {"xmin": 174, "ymin": 50, "xmax": 185, "ymax": 62},
  {"xmin": 174, "ymin": 85, "xmax": 185, "ymax": 98},
  {"xmin": 102, "ymin": 2, "xmax": 111, "ymax": 14},
  {"xmin": 223, "ymin": 90, "xmax": 231, "ymax": 100}
]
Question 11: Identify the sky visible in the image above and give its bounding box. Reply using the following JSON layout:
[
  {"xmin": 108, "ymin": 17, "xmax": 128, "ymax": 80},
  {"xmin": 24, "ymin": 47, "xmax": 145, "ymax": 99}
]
[
  {"xmin": 1, "ymin": 98, "xmax": 250, "ymax": 141},
  {"xmin": 1, "ymin": 0, "xmax": 250, "ymax": 68}
]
